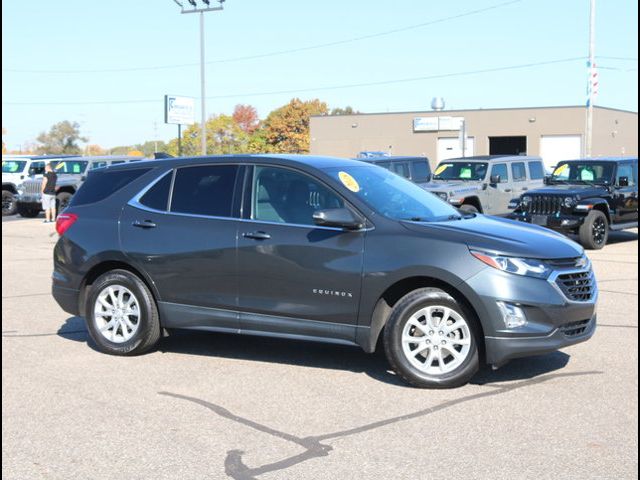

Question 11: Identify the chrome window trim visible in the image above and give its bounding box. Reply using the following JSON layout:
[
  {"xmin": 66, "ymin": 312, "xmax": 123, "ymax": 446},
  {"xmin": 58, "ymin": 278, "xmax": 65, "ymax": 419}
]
[{"xmin": 128, "ymin": 167, "xmax": 369, "ymax": 232}]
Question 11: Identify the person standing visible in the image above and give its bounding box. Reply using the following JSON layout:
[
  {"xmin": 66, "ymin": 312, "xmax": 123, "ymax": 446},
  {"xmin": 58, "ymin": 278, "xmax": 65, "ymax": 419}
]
[{"xmin": 41, "ymin": 162, "xmax": 58, "ymax": 223}]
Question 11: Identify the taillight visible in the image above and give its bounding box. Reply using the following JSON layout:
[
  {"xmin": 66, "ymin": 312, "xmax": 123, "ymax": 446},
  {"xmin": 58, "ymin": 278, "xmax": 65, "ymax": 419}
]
[{"xmin": 56, "ymin": 213, "xmax": 78, "ymax": 236}]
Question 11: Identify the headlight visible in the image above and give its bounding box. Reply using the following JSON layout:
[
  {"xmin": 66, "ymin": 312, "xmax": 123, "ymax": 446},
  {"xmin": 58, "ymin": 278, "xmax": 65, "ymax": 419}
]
[
  {"xmin": 470, "ymin": 250, "xmax": 552, "ymax": 279},
  {"xmin": 563, "ymin": 197, "xmax": 575, "ymax": 208},
  {"xmin": 521, "ymin": 196, "xmax": 531, "ymax": 207}
]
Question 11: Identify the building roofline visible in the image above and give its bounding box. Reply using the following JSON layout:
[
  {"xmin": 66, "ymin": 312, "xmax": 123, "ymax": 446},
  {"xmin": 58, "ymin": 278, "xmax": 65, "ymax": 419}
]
[{"xmin": 311, "ymin": 105, "xmax": 638, "ymax": 118}]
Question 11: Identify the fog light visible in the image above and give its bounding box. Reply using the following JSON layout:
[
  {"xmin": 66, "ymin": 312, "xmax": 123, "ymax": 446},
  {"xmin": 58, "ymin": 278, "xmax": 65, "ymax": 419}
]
[{"xmin": 496, "ymin": 301, "xmax": 527, "ymax": 328}]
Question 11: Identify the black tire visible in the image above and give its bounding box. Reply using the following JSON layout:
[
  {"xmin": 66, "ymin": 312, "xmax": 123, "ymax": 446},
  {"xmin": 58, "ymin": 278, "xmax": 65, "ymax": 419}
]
[
  {"xmin": 85, "ymin": 269, "xmax": 161, "ymax": 355},
  {"xmin": 383, "ymin": 288, "xmax": 480, "ymax": 388},
  {"xmin": 2, "ymin": 190, "xmax": 17, "ymax": 216},
  {"xmin": 56, "ymin": 191, "xmax": 73, "ymax": 213},
  {"xmin": 459, "ymin": 204, "xmax": 479, "ymax": 214},
  {"xmin": 579, "ymin": 210, "xmax": 609, "ymax": 250},
  {"xmin": 17, "ymin": 203, "xmax": 40, "ymax": 218}
]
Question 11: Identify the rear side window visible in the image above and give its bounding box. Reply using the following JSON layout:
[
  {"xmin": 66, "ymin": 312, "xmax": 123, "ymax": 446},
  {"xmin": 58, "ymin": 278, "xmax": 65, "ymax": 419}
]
[
  {"xmin": 70, "ymin": 168, "xmax": 151, "ymax": 207},
  {"xmin": 412, "ymin": 161, "xmax": 431, "ymax": 181},
  {"xmin": 617, "ymin": 164, "xmax": 636, "ymax": 186},
  {"xmin": 529, "ymin": 161, "xmax": 544, "ymax": 180},
  {"xmin": 139, "ymin": 172, "xmax": 173, "ymax": 211},
  {"xmin": 512, "ymin": 162, "xmax": 527, "ymax": 182},
  {"xmin": 170, "ymin": 165, "xmax": 238, "ymax": 217},
  {"xmin": 392, "ymin": 162, "xmax": 411, "ymax": 179}
]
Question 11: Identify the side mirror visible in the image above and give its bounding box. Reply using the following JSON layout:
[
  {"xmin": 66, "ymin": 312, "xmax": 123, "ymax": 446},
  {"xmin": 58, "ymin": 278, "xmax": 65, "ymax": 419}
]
[
  {"xmin": 313, "ymin": 208, "xmax": 364, "ymax": 230},
  {"xmin": 543, "ymin": 175, "xmax": 553, "ymax": 185},
  {"xmin": 489, "ymin": 174, "xmax": 501, "ymax": 185},
  {"xmin": 618, "ymin": 176, "xmax": 629, "ymax": 187}
]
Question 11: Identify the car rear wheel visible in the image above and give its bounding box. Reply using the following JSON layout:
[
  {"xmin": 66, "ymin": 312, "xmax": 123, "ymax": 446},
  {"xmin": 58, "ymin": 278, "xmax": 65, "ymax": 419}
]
[
  {"xmin": 579, "ymin": 210, "xmax": 609, "ymax": 250},
  {"xmin": 2, "ymin": 191, "xmax": 17, "ymax": 216},
  {"xmin": 86, "ymin": 269, "xmax": 161, "ymax": 355},
  {"xmin": 383, "ymin": 288, "xmax": 480, "ymax": 388}
]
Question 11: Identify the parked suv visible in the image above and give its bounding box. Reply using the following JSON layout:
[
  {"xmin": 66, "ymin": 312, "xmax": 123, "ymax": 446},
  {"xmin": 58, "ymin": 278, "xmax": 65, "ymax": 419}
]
[
  {"xmin": 357, "ymin": 155, "xmax": 432, "ymax": 186},
  {"xmin": 423, "ymin": 155, "xmax": 545, "ymax": 215},
  {"xmin": 17, "ymin": 155, "xmax": 142, "ymax": 217},
  {"xmin": 2, "ymin": 155, "xmax": 78, "ymax": 216},
  {"xmin": 509, "ymin": 157, "xmax": 638, "ymax": 249},
  {"xmin": 52, "ymin": 155, "xmax": 596, "ymax": 388}
]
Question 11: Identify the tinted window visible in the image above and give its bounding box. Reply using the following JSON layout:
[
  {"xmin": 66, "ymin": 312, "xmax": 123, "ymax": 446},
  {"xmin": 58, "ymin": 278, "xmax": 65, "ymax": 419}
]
[
  {"xmin": 617, "ymin": 164, "xmax": 636, "ymax": 186},
  {"xmin": 90, "ymin": 161, "xmax": 108, "ymax": 170},
  {"xmin": 412, "ymin": 161, "xmax": 431, "ymax": 181},
  {"xmin": 170, "ymin": 165, "xmax": 238, "ymax": 217},
  {"xmin": 490, "ymin": 163, "xmax": 509, "ymax": 183},
  {"xmin": 29, "ymin": 162, "xmax": 46, "ymax": 175},
  {"xmin": 529, "ymin": 161, "xmax": 544, "ymax": 180},
  {"xmin": 392, "ymin": 162, "xmax": 411, "ymax": 179},
  {"xmin": 53, "ymin": 160, "xmax": 88, "ymax": 174},
  {"xmin": 512, "ymin": 162, "xmax": 527, "ymax": 182},
  {"xmin": 70, "ymin": 168, "xmax": 151, "ymax": 207},
  {"xmin": 139, "ymin": 172, "xmax": 173, "ymax": 211},
  {"xmin": 2, "ymin": 160, "xmax": 27, "ymax": 173},
  {"xmin": 253, "ymin": 166, "xmax": 344, "ymax": 225},
  {"xmin": 433, "ymin": 162, "xmax": 488, "ymax": 181},
  {"xmin": 552, "ymin": 162, "xmax": 615, "ymax": 184}
]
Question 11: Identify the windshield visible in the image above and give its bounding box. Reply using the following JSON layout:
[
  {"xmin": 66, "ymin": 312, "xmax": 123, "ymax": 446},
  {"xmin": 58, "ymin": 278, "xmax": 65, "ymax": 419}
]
[
  {"xmin": 2, "ymin": 160, "xmax": 27, "ymax": 174},
  {"xmin": 52, "ymin": 160, "xmax": 88, "ymax": 174},
  {"xmin": 551, "ymin": 161, "xmax": 615, "ymax": 185},
  {"xmin": 432, "ymin": 162, "xmax": 488, "ymax": 181},
  {"xmin": 325, "ymin": 165, "xmax": 462, "ymax": 222}
]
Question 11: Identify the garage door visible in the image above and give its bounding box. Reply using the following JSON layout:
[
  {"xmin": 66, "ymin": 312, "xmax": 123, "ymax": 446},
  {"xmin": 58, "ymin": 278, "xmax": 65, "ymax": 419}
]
[
  {"xmin": 540, "ymin": 135, "xmax": 582, "ymax": 171},
  {"xmin": 437, "ymin": 137, "xmax": 475, "ymax": 162}
]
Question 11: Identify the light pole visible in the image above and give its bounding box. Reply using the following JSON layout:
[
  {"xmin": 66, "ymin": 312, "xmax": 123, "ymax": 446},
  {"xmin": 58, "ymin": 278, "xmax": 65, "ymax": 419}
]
[
  {"xmin": 173, "ymin": 0, "xmax": 225, "ymax": 156},
  {"xmin": 585, "ymin": 0, "xmax": 596, "ymax": 157}
]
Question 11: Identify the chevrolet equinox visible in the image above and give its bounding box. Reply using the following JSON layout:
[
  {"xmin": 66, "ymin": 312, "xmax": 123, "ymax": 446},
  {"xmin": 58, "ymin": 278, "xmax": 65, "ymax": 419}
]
[{"xmin": 52, "ymin": 155, "xmax": 597, "ymax": 388}]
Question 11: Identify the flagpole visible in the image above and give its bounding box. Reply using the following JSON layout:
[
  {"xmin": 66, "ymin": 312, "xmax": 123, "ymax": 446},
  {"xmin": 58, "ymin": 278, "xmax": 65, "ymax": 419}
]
[{"xmin": 585, "ymin": 0, "xmax": 596, "ymax": 158}]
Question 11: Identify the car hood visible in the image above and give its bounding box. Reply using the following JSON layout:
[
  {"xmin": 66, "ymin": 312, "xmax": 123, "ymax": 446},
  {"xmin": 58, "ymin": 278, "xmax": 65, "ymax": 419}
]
[
  {"xmin": 401, "ymin": 214, "xmax": 583, "ymax": 259},
  {"xmin": 422, "ymin": 181, "xmax": 482, "ymax": 194},
  {"xmin": 526, "ymin": 184, "xmax": 609, "ymax": 198},
  {"xmin": 2, "ymin": 173, "xmax": 24, "ymax": 184}
]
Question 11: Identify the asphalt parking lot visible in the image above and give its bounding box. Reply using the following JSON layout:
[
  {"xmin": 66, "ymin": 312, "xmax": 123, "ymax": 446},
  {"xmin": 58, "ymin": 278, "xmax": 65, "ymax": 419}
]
[{"xmin": 2, "ymin": 215, "xmax": 638, "ymax": 480}]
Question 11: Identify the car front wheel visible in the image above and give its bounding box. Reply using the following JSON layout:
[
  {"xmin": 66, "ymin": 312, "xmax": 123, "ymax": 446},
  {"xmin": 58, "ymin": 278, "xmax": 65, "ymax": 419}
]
[
  {"xmin": 2, "ymin": 191, "xmax": 17, "ymax": 216},
  {"xmin": 579, "ymin": 210, "xmax": 609, "ymax": 250},
  {"xmin": 85, "ymin": 269, "xmax": 161, "ymax": 355},
  {"xmin": 383, "ymin": 288, "xmax": 480, "ymax": 388}
]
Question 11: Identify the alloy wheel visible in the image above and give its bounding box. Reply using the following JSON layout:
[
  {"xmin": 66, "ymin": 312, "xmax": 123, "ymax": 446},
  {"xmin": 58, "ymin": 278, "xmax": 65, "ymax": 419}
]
[
  {"xmin": 93, "ymin": 285, "xmax": 141, "ymax": 343},
  {"xmin": 592, "ymin": 217, "xmax": 607, "ymax": 246}
]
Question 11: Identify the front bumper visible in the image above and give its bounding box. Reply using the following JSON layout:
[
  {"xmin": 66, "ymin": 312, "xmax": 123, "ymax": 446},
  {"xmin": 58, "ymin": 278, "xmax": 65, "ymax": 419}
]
[
  {"xmin": 462, "ymin": 265, "xmax": 598, "ymax": 366},
  {"xmin": 508, "ymin": 212, "xmax": 586, "ymax": 231},
  {"xmin": 17, "ymin": 194, "xmax": 43, "ymax": 207}
]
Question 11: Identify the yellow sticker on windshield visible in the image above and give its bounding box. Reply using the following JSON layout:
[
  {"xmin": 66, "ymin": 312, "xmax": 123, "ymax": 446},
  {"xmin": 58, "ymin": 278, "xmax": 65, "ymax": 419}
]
[
  {"xmin": 434, "ymin": 164, "xmax": 450, "ymax": 175},
  {"xmin": 338, "ymin": 171, "xmax": 360, "ymax": 192},
  {"xmin": 553, "ymin": 164, "xmax": 569, "ymax": 176},
  {"xmin": 55, "ymin": 162, "xmax": 65, "ymax": 170}
]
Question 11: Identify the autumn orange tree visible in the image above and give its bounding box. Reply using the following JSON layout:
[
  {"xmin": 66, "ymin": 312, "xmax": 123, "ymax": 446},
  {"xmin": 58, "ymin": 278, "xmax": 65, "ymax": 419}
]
[
  {"xmin": 232, "ymin": 104, "xmax": 260, "ymax": 134},
  {"xmin": 262, "ymin": 98, "xmax": 328, "ymax": 153}
]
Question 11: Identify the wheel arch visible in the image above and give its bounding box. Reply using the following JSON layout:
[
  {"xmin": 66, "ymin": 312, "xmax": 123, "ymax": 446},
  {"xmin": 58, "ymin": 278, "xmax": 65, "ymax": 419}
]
[
  {"xmin": 79, "ymin": 260, "xmax": 162, "ymax": 322},
  {"xmin": 3, "ymin": 183, "xmax": 18, "ymax": 195},
  {"xmin": 360, "ymin": 276, "xmax": 486, "ymax": 356},
  {"xmin": 460, "ymin": 196, "xmax": 483, "ymax": 213}
]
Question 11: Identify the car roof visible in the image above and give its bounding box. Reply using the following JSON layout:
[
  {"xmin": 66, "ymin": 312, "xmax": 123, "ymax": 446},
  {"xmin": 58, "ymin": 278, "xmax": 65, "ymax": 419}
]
[
  {"xmin": 440, "ymin": 155, "xmax": 543, "ymax": 163},
  {"xmin": 558, "ymin": 156, "xmax": 638, "ymax": 163},
  {"xmin": 354, "ymin": 156, "xmax": 429, "ymax": 163},
  {"xmin": 2, "ymin": 154, "xmax": 80, "ymax": 160},
  {"xmin": 102, "ymin": 154, "xmax": 366, "ymax": 172}
]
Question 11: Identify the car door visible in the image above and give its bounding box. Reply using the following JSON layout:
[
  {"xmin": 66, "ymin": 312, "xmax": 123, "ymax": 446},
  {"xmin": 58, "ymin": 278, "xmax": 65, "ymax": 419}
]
[
  {"xmin": 511, "ymin": 161, "xmax": 529, "ymax": 197},
  {"xmin": 614, "ymin": 161, "xmax": 638, "ymax": 223},
  {"xmin": 485, "ymin": 162, "xmax": 512, "ymax": 215},
  {"xmin": 236, "ymin": 165, "xmax": 365, "ymax": 342},
  {"xmin": 120, "ymin": 164, "xmax": 243, "ymax": 330}
]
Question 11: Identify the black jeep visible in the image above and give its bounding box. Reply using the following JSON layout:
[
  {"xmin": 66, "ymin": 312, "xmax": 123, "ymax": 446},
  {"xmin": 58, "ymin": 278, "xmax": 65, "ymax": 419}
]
[{"xmin": 509, "ymin": 157, "xmax": 638, "ymax": 249}]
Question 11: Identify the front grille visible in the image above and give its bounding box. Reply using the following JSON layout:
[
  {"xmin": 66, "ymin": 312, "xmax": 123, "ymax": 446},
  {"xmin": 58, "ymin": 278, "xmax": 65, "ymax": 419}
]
[
  {"xmin": 560, "ymin": 319, "xmax": 591, "ymax": 337},
  {"xmin": 24, "ymin": 180, "xmax": 42, "ymax": 195},
  {"xmin": 525, "ymin": 195, "xmax": 563, "ymax": 215},
  {"xmin": 556, "ymin": 269, "xmax": 596, "ymax": 301}
]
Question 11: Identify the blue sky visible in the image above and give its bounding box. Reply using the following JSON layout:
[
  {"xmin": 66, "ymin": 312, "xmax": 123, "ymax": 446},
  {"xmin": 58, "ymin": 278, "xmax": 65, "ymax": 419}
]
[{"xmin": 2, "ymin": 0, "xmax": 637, "ymax": 150}]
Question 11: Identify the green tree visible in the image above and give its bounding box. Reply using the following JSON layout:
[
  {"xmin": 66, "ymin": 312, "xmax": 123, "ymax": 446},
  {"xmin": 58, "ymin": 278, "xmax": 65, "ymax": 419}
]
[
  {"xmin": 35, "ymin": 121, "xmax": 87, "ymax": 155},
  {"xmin": 167, "ymin": 114, "xmax": 249, "ymax": 156},
  {"xmin": 330, "ymin": 106, "xmax": 359, "ymax": 115},
  {"xmin": 262, "ymin": 98, "xmax": 328, "ymax": 153}
]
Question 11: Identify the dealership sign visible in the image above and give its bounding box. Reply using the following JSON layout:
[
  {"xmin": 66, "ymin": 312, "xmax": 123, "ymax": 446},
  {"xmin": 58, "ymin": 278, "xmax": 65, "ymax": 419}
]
[
  {"xmin": 413, "ymin": 116, "xmax": 465, "ymax": 132},
  {"xmin": 164, "ymin": 95, "xmax": 195, "ymax": 125}
]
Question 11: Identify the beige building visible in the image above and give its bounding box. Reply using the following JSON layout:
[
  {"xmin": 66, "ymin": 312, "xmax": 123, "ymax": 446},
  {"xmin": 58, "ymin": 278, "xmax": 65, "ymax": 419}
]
[{"xmin": 310, "ymin": 106, "xmax": 638, "ymax": 169}]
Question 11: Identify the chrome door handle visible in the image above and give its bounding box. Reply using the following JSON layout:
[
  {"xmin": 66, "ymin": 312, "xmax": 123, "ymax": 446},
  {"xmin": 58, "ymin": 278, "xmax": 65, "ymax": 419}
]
[
  {"xmin": 132, "ymin": 220, "xmax": 157, "ymax": 229},
  {"xmin": 243, "ymin": 231, "xmax": 271, "ymax": 240}
]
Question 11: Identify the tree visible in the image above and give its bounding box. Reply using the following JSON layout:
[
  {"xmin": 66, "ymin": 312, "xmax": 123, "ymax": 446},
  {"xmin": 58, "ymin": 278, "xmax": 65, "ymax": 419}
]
[
  {"xmin": 330, "ymin": 106, "xmax": 359, "ymax": 115},
  {"xmin": 85, "ymin": 144, "xmax": 107, "ymax": 156},
  {"xmin": 166, "ymin": 114, "xmax": 250, "ymax": 156},
  {"xmin": 35, "ymin": 121, "xmax": 87, "ymax": 155},
  {"xmin": 232, "ymin": 104, "xmax": 260, "ymax": 134},
  {"xmin": 262, "ymin": 98, "xmax": 328, "ymax": 153}
]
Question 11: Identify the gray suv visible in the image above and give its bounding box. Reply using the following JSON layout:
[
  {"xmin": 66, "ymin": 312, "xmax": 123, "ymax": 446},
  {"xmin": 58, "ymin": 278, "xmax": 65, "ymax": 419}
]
[
  {"xmin": 17, "ymin": 155, "xmax": 142, "ymax": 217},
  {"xmin": 52, "ymin": 155, "xmax": 596, "ymax": 388},
  {"xmin": 423, "ymin": 155, "xmax": 546, "ymax": 215}
]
